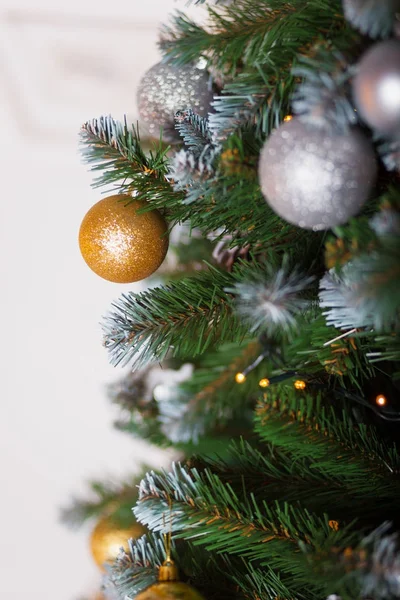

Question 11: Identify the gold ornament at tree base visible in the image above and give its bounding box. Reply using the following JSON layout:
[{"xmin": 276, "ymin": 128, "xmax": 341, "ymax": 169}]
[
  {"xmin": 90, "ymin": 513, "xmax": 146, "ymax": 570},
  {"xmin": 88, "ymin": 592, "xmax": 107, "ymax": 600},
  {"xmin": 79, "ymin": 195, "xmax": 169, "ymax": 283},
  {"xmin": 136, "ymin": 560, "xmax": 205, "ymax": 600}
]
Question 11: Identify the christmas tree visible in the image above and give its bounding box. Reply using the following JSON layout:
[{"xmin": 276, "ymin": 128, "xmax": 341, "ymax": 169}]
[{"xmin": 63, "ymin": 1, "xmax": 400, "ymax": 599}]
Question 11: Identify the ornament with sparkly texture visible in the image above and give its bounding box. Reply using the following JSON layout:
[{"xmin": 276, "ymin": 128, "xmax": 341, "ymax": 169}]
[
  {"xmin": 137, "ymin": 62, "xmax": 213, "ymax": 143},
  {"xmin": 136, "ymin": 560, "xmax": 205, "ymax": 600},
  {"xmin": 258, "ymin": 117, "xmax": 377, "ymax": 230},
  {"xmin": 342, "ymin": 0, "xmax": 400, "ymax": 38},
  {"xmin": 88, "ymin": 593, "xmax": 107, "ymax": 600},
  {"xmin": 90, "ymin": 513, "xmax": 146, "ymax": 570},
  {"xmin": 79, "ymin": 195, "xmax": 169, "ymax": 283},
  {"xmin": 353, "ymin": 39, "xmax": 400, "ymax": 135}
]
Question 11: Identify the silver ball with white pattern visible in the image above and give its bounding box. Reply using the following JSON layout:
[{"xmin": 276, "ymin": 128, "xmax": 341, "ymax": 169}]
[
  {"xmin": 353, "ymin": 39, "xmax": 400, "ymax": 136},
  {"xmin": 137, "ymin": 61, "xmax": 213, "ymax": 143},
  {"xmin": 258, "ymin": 117, "xmax": 377, "ymax": 231}
]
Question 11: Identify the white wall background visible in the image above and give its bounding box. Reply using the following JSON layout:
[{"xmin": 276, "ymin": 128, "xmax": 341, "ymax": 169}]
[{"xmin": 0, "ymin": 2, "xmax": 205, "ymax": 599}]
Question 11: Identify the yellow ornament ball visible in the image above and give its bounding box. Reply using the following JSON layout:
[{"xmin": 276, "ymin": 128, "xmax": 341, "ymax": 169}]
[
  {"xmin": 136, "ymin": 581, "xmax": 205, "ymax": 600},
  {"xmin": 90, "ymin": 593, "xmax": 107, "ymax": 600},
  {"xmin": 136, "ymin": 561, "xmax": 205, "ymax": 600},
  {"xmin": 79, "ymin": 195, "xmax": 169, "ymax": 283},
  {"xmin": 90, "ymin": 513, "xmax": 146, "ymax": 570}
]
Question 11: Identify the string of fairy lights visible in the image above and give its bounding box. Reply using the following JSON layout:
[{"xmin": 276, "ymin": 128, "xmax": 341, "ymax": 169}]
[
  {"xmin": 234, "ymin": 363, "xmax": 399, "ymax": 419},
  {"xmin": 233, "ymin": 331, "xmax": 400, "ymax": 422}
]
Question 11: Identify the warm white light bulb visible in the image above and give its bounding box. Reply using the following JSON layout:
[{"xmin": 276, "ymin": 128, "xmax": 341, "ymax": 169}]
[{"xmin": 376, "ymin": 394, "xmax": 387, "ymax": 407}]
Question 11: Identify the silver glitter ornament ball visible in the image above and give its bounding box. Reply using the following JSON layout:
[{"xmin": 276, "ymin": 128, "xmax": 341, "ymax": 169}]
[
  {"xmin": 137, "ymin": 61, "xmax": 213, "ymax": 143},
  {"xmin": 353, "ymin": 39, "xmax": 400, "ymax": 135},
  {"xmin": 258, "ymin": 117, "xmax": 377, "ymax": 231}
]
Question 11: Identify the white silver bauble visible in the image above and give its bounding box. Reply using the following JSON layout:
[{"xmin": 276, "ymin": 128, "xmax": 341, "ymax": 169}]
[
  {"xmin": 353, "ymin": 39, "xmax": 400, "ymax": 135},
  {"xmin": 137, "ymin": 61, "xmax": 213, "ymax": 143},
  {"xmin": 258, "ymin": 117, "xmax": 377, "ymax": 231}
]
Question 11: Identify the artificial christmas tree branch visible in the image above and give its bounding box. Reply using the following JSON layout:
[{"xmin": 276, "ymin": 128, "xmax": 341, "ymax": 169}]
[
  {"xmin": 102, "ymin": 256, "xmax": 324, "ymax": 373},
  {"xmin": 80, "ymin": 117, "xmax": 317, "ymax": 260},
  {"xmin": 111, "ymin": 526, "xmax": 400, "ymax": 600},
  {"xmin": 61, "ymin": 473, "xmax": 147, "ymax": 528},
  {"xmin": 160, "ymin": 1, "xmax": 344, "ymax": 75},
  {"xmin": 320, "ymin": 239, "xmax": 400, "ymax": 332},
  {"xmin": 367, "ymin": 333, "xmax": 400, "ymax": 370},
  {"xmin": 190, "ymin": 438, "xmax": 397, "ymax": 523},
  {"xmin": 70, "ymin": 0, "xmax": 400, "ymax": 597},
  {"xmin": 134, "ymin": 465, "xmax": 400, "ymax": 599},
  {"xmin": 135, "ymin": 464, "xmax": 352, "ymax": 551},
  {"xmin": 172, "ymin": 340, "xmax": 261, "ymax": 440},
  {"xmin": 209, "ymin": 72, "xmax": 294, "ymax": 139},
  {"xmin": 110, "ymin": 534, "xmax": 243, "ymax": 600},
  {"xmin": 160, "ymin": 0, "xmax": 350, "ymax": 138},
  {"xmin": 102, "ymin": 266, "xmax": 248, "ymax": 369},
  {"xmin": 80, "ymin": 116, "xmax": 308, "ymax": 254},
  {"xmin": 170, "ymin": 114, "xmax": 221, "ymax": 195},
  {"xmin": 254, "ymin": 387, "xmax": 400, "ymax": 489},
  {"xmin": 134, "ymin": 465, "xmax": 364, "ymax": 598},
  {"xmin": 148, "ymin": 170, "xmax": 315, "ymax": 251},
  {"xmin": 234, "ymin": 562, "xmax": 298, "ymax": 600},
  {"xmin": 270, "ymin": 312, "xmax": 377, "ymax": 390},
  {"xmin": 105, "ymin": 339, "xmax": 260, "ymax": 447},
  {"xmin": 81, "ymin": 116, "xmax": 182, "ymax": 205},
  {"xmin": 108, "ymin": 533, "xmax": 166, "ymax": 598},
  {"xmin": 174, "ymin": 110, "xmax": 215, "ymax": 156},
  {"xmin": 228, "ymin": 263, "xmax": 316, "ymax": 336}
]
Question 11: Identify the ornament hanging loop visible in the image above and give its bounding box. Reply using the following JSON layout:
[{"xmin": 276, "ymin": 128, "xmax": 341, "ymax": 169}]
[
  {"xmin": 136, "ymin": 499, "xmax": 204, "ymax": 600},
  {"xmin": 159, "ymin": 496, "xmax": 179, "ymax": 582},
  {"xmin": 162, "ymin": 495, "xmax": 173, "ymax": 562}
]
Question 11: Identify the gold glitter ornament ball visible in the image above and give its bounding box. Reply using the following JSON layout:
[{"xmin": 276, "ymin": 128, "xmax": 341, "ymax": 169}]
[
  {"xmin": 90, "ymin": 513, "xmax": 146, "ymax": 570},
  {"xmin": 136, "ymin": 581, "xmax": 205, "ymax": 600},
  {"xmin": 79, "ymin": 195, "xmax": 169, "ymax": 283},
  {"xmin": 137, "ymin": 61, "xmax": 214, "ymax": 143},
  {"xmin": 136, "ymin": 561, "xmax": 205, "ymax": 600}
]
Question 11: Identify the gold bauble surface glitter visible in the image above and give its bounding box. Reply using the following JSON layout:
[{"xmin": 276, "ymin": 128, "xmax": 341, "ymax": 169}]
[
  {"xmin": 79, "ymin": 195, "xmax": 169, "ymax": 283},
  {"xmin": 90, "ymin": 514, "xmax": 146, "ymax": 570},
  {"xmin": 136, "ymin": 582, "xmax": 205, "ymax": 600},
  {"xmin": 89, "ymin": 592, "xmax": 107, "ymax": 600}
]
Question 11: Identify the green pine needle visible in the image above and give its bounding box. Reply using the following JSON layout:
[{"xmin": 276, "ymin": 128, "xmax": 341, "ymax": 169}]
[
  {"xmin": 102, "ymin": 266, "xmax": 248, "ymax": 370},
  {"xmin": 254, "ymin": 386, "xmax": 400, "ymax": 498},
  {"xmin": 80, "ymin": 115, "xmax": 183, "ymax": 206}
]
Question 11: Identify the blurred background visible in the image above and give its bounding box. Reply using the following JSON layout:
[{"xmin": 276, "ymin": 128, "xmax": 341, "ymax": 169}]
[{"xmin": 0, "ymin": 1, "xmax": 204, "ymax": 599}]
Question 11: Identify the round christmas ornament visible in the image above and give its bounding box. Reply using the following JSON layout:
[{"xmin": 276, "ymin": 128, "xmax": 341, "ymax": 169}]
[
  {"xmin": 353, "ymin": 39, "xmax": 400, "ymax": 135},
  {"xmin": 137, "ymin": 62, "xmax": 213, "ymax": 143},
  {"xmin": 79, "ymin": 195, "xmax": 169, "ymax": 283},
  {"xmin": 90, "ymin": 513, "xmax": 146, "ymax": 570},
  {"xmin": 89, "ymin": 593, "xmax": 107, "ymax": 600},
  {"xmin": 258, "ymin": 117, "xmax": 377, "ymax": 230},
  {"xmin": 136, "ymin": 560, "xmax": 205, "ymax": 600}
]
